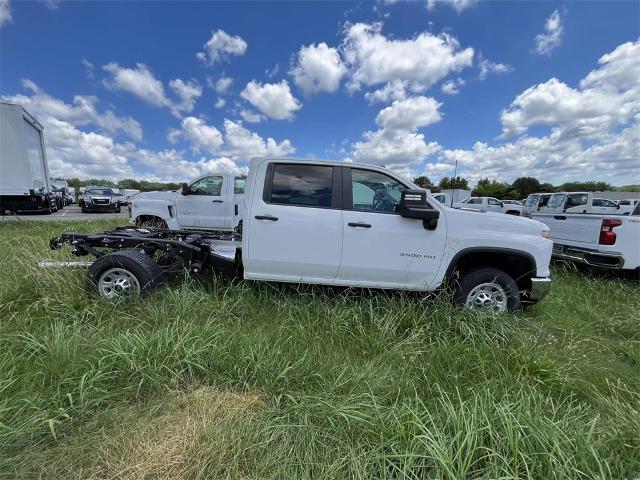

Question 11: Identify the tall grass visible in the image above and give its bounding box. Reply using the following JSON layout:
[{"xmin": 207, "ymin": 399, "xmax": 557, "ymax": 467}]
[{"xmin": 0, "ymin": 220, "xmax": 639, "ymax": 479}]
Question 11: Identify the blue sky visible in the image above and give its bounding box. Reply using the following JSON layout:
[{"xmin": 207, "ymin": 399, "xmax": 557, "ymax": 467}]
[{"xmin": 1, "ymin": 0, "xmax": 638, "ymax": 185}]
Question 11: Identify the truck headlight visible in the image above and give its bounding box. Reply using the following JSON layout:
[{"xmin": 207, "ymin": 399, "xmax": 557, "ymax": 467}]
[{"xmin": 541, "ymin": 229, "xmax": 550, "ymax": 239}]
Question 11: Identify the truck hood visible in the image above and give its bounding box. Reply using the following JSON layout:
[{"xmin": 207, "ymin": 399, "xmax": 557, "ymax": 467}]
[
  {"xmin": 448, "ymin": 207, "xmax": 549, "ymax": 235},
  {"xmin": 133, "ymin": 190, "xmax": 177, "ymax": 201}
]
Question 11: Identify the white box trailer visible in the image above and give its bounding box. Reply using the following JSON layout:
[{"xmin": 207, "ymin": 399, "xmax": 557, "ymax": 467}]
[{"xmin": 0, "ymin": 102, "xmax": 56, "ymax": 214}]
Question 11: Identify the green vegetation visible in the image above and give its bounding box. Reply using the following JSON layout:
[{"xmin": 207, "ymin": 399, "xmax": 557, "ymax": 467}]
[{"xmin": 1, "ymin": 220, "xmax": 639, "ymax": 479}]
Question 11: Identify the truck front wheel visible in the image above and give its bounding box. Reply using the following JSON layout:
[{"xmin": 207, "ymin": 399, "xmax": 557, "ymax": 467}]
[
  {"xmin": 453, "ymin": 267, "xmax": 521, "ymax": 313},
  {"xmin": 86, "ymin": 251, "xmax": 163, "ymax": 300}
]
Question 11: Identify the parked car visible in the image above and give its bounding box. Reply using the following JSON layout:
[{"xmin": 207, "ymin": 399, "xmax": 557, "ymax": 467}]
[
  {"xmin": 79, "ymin": 187, "xmax": 121, "ymax": 213},
  {"xmin": 130, "ymin": 174, "xmax": 246, "ymax": 230},
  {"xmin": 532, "ymin": 207, "xmax": 639, "ymax": 272},
  {"xmin": 455, "ymin": 197, "xmax": 523, "ymax": 215},
  {"xmin": 51, "ymin": 158, "xmax": 553, "ymax": 313},
  {"xmin": 544, "ymin": 192, "xmax": 622, "ymax": 214},
  {"xmin": 616, "ymin": 199, "xmax": 639, "ymax": 215}
]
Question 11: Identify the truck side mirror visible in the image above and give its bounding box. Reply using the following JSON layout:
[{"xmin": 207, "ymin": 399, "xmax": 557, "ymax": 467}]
[
  {"xmin": 616, "ymin": 204, "xmax": 620, "ymax": 209},
  {"xmin": 181, "ymin": 183, "xmax": 189, "ymax": 195},
  {"xmin": 399, "ymin": 189, "xmax": 440, "ymax": 230}
]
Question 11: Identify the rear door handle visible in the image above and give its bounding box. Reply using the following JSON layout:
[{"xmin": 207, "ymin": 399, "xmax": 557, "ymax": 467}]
[
  {"xmin": 554, "ymin": 215, "xmax": 566, "ymax": 220},
  {"xmin": 212, "ymin": 199, "xmax": 223, "ymax": 203},
  {"xmin": 348, "ymin": 222, "xmax": 371, "ymax": 228},
  {"xmin": 255, "ymin": 215, "xmax": 278, "ymax": 221}
]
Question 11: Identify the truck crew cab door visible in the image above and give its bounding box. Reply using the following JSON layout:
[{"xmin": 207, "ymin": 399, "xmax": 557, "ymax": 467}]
[
  {"xmin": 338, "ymin": 168, "xmax": 446, "ymax": 289},
  {"xmin": 244, "ymin": 162, "xmax": 343, "ymax": 282},
  {"xmin": 486, "ymin": 197, "xmax": 503, "ymax": 213},
  {"xmin": 176, "ymin": 175, "xmax": 226, "ymax": 229}
]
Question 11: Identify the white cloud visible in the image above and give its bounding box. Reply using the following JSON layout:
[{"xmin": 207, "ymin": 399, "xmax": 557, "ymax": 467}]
[
  {"xmin": 440, "ymin": 40, "xmax": 640, "ymax": 184},
  {"xmin": 342, "ymin": 22, "xmax": 473, "ymax": 97},
  {"xmin": 239, "ymin": 109, "xmax": 265, "ymax": 123},
  {"xmin": 82, "ymin": 59, "xmax": 95, "ymax": 78},
  {"xmin": 375, "ymin": 96, "xmax": 441, "ymax": 131},
  {"xmin": 441, "ymin": 78, "xmax": 465, "ymax": 95},
  {"xmin": 179, "ymin": 116, "xmax": 224, "ymax": 155},
  {"xmin": 364, "ymin": 80, "xmax": 409, "ymax": 103},
  {"xmin": 215, "ymin": 76, "xmax": 233, "ymax": 94},
  {"xmin": 168, "ymin": 117, "xmax": 295, "ymax": 163},
  {"xmin": 534, "ymin": 9, "xmax": 563, "ymax": 56},
  {"xmin": 290, "ymin": 42, "xmax": 347, "ymax": 95},
  {"xmin": 103, "ymin": 62, "xmax": 167, "ymax": 107},
  {"xmin": 478, "ymin": 54, "xmax": 512, "ymax": 80},
  {"xmin": 214, "ymin": 97, "xmax": 226, "ymax": 109},
  {"xmin": 102, "ymin": 63, "xmax": 201, "ymax": 116},
  {"xmin": 2, "ymin": 79, "xmax": 142, "ymax": 141},
  {"xmin": 240, "ymin": 80, "xmax": 302, "ymax": 120},
  {"xmin": 350, "ymin": 96, "xmax": 442, "ymax": 172},
  {"xmin": 426, "ymin": 0, "xmax": 477, "ymax": 13},
  {"xmin": 134, "ymin": 149, "xmax": 245, "ymax": 182},
  {"xmin": 197, "ymin": 29, "xmax": 247, "ymax": 65},
  {"xmin": 0, "ymin": 0, "xmax": 12, "ymax": 27},
  {"xmin": 501, "ymin": 41, "xmax": 640, "ymax": 138}
]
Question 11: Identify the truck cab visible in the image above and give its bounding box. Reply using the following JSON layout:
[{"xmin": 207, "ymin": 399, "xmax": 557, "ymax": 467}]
[
  {"xmin": 545, "ymin": 192, "xmax": 622, "ymax": 214},
  {"xmin": 454, "ymin": 197, "xmax": 522, "ymax": 215},
  {"xmin": 130, "ymin": 173, "xmax": 245, "ymax": 230}
]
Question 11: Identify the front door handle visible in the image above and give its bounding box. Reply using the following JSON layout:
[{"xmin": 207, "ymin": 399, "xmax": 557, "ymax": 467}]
[
  {"xmin": 212, "ymin": 199, "xmax": 223, "ymax": 203},
  {"xmin": 348, "ymin": 222, "xmax": 371, "ymax": 228},
  {"xmin": 255, "ymin": 215, "xmax": 278, "ymax": 221}
]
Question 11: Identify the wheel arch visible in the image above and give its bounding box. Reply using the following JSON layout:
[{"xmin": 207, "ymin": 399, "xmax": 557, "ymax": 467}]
[{"xmin": 445, "ymin": 247, "xmax": 537, "ymax": 291}]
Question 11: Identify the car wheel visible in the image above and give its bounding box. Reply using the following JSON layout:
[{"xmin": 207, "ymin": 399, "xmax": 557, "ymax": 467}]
[
  {"xmin": 86, "ymin": 251, "xmax": 163, "ymax": 300},
  {"xmin": 81, "ymin": 206, "xmax": 87, "ymax": 213},
  {"xmin": 453, "ymin": 267, "xmax": 521, "ymax": 313},
  {"xmin": 136, "ymin": 217, "xmax": 168, "ymax": 229},
  {"xmin": 115, "ymin": 206, "xmax": 121, "ymax": 213}
]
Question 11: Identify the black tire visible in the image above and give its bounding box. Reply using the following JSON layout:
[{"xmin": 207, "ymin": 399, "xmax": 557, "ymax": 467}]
[
  {"xmin": 453, "ymin": 267, "xmax": 521, "ymax": 313},
  {"xmin": 86, "ymin": 251, "xmax": 163, "ymax": 300},
  {"xmin": 114, "ymin": 206, "xmax": 121, "ymax": 213},
  {"xmin": 81, "ymin": 206, "xmax": 87, "ymax": 213}
]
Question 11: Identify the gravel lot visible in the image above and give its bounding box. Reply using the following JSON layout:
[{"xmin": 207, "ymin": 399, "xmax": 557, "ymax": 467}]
[{"xmin": 0, "ymin": 204, "xmax": 130, "ymax": 222}]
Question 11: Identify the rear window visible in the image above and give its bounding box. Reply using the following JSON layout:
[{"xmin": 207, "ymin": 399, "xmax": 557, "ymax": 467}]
[
  {"xmin": 565, "ymin": 193, "xmax": 588, "ymax": 209},
  {"xmin": 234, "ymin": 177, "xmax": 246, "ymax": 194},
  {"xmin": 268, "ymin": 164, "xmax": 333, "ymax": 208}
]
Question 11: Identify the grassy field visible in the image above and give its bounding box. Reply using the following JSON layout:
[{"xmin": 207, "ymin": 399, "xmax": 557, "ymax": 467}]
[{"xmin": 0, "ymin": 220, "xmax": 639, "ymax": 479}]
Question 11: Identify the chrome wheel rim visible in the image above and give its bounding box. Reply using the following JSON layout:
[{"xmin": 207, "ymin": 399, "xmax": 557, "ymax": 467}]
[
  {"xmin": 97, "ymin": 268, "xmax": 140, "ymax": 299},
  {"xmin": 465, "ymin": 282, "xmax": 508, "ymax": 313}
]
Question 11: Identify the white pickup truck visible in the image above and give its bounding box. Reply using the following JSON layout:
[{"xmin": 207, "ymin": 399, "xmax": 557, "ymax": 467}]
[
  {"xmin": 544, "ymin": 192, "xmax": 623, "ymax": 215},
  {"xmin": 532, "ymin": 204, "xmax": 640, "ymax": 271},
  {"xmin": 52, "ymin": 158, "xmax": 554, "ymax": 313},
  {"xmin": 130, "ymin": 173, "xmax": 246, "ymax": 230},
  {"xmin": 455, "ymin": 197, "xmax": 524, "ymax": 215}
]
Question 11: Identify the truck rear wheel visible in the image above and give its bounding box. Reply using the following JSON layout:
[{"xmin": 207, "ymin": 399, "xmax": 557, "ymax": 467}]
[
  {"xmin": 453, "ymin": 267, "xmax": 521, "ymax": 313},
  {"xmin": 86, "ymin": 251, "xmax": 163, "ymax": 300}
]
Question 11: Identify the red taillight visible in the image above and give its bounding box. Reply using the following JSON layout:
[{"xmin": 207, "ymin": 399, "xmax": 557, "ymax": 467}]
[{"xmin": 599, "ymin": 219, "xmax": 622, "ymax": 245}]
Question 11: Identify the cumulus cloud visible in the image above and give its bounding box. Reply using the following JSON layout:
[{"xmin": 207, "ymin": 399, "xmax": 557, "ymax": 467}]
[
  {"xmin": 239, "ymin": 109, "xmax": 265, "ymax": 123},
  {"xmin": 441, "ymin": 78, "xmax": 465, "ymax": 95},
  {"xmin": 2, "ymin": 79, "xmax": 142, "ymax": 141},
  {"xmin": 102, "ymin": 63, "xmax": 202, "ymax": 116},
  {"xmin": 439, "ymin": 40, "xmax": 640, "ymax": 184},
  {"xmin": 290, "ymin": 42, "xmax": 347, "ymax": 95},
  {"xmin": 426, "ymin": 0, "xmax": 477, "ymax": 13},
  {"xmin": 477, "ymin": 54, "xmax": 512, "ymax": 80},
  {"xmin": 168, "ymin": 116, "xmax": 295, "ymax": 164},
  {"xmin": 0, "ymin": 0, "xmax": 12, "ymax": 27},
  {"xmin": 350, "ymin": 96, "xmax": 442, "ymax": 172},
  {"xmin": 342, "ymin": 22, "xmax": 474, "ymax": 95},
  {"xmin": 215, "ymin": 76, "xmax": 233, "ymax": 94},
  {"xmin": 240, "ymin": 80, "xmax": 302, "ymax": 120},
  {"xmin": 134, "ymin": 149, "xmax": 246, "ymax": 182},
  {"xmin": 214, "ymin": 97, "xmax": 226, "ymax": 109},
  {"xmin": 197, "ymin": 29, "xmax": 247, "ymax": 65},
  {"xmin": 534, "ymin": 9, "xmax": 563, "ymax": 56}
]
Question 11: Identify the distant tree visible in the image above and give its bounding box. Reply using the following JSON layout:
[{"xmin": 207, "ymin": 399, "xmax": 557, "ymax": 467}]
[
  {"xmin": 439, "ymin": 176, "xmax": 469, "ymax": 191},
  {"xmin": 117, "ymin": 179, "xmax": 142, "ymax": 190},
  {"xmin": 511, "ymin": 177, "xmax": 541, "ymax": 198},
  {"xmin": 472, "ymin": 178, "xmax": 511, "ymax": 198},
  {"xmin": 557, "ymin": 181, "xmax": 611, "ymax": 192},
  {"xmin": 539, "ymin": 183, "xmax": 556, "ymax": 193},
  {"xmin": 413, "ymin": 176, "xmax": 435, "ymax": 190}
]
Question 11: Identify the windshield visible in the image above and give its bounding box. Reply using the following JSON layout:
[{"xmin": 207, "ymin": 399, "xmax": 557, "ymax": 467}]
[
  {"xmin": 525, "ymin": 194, "xmax": 539, "ymax": 206},
  {"xmin": 547, "ymin": 193, "xmax": 565, "ymax": 209},
  {"xmin": 86, "ymin": 188, "xmax": 114, "ymax": 196}
]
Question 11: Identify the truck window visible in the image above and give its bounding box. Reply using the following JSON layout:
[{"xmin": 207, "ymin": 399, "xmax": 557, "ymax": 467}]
[
  {"xmin": 565, "ymin": 193, "xmax": 588, "ymax": 209},
  {"xmin": 189, "ymin": 175, "xmax": 223, "ymax": 196},
  {"xmin": 487, "ymin": 198, "xmax": 501, "ymax": 206},
  {"xmin": 525, "ymin": 194, "xmax": 539, "ymax": 207},
  {"xmin": 597, "ymin": 199, "xmax": 617, "ymax": 208},
  {"xmin": 466, "ymin": 198, "xmax": 482, "ymax": 205},
  {"xmin": 268, "ymin": 164, "xmax": 333, "ymax": 208},
  {"xmin": 351, "ymin": 169, "xmax": 404, "ymax": 213},
  {"xmin": 538, "ymin": 195, "xmax": 551, "ymax": 208},
  {"xmin": 547, "ymin": 193, "xmax": 565, "ymax": 209},
  {"xmin": 234, "ymin": 177, "xmax": 246, "ymax": 194}
]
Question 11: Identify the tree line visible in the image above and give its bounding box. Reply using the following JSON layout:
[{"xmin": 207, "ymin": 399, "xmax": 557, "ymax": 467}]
[
  {"xmin": 412, "ymin": 176, "xmax": 639, "ymax": 200},
  {"xmin": 63, "ymin": 178, "xmax": 182, "ymax": 192}
]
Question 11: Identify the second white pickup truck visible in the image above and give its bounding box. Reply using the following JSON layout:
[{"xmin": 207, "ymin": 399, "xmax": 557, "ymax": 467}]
[
  {"xmin": 532, "ymin": 206, "xmax": 640, "ymax": 272},
  {"xmin": 130, "ymin": 174, "xmax": 246, "ymax": 230},
  {"xmin": 52, "ymin": 158, "xmax": 554, "ymax": 313},
  {"xmin": 455, "ymin": 197, "xmax": 524, "ymax": 215}
]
